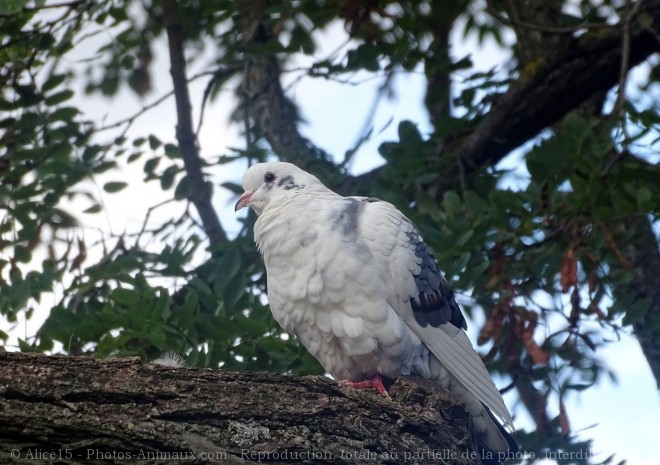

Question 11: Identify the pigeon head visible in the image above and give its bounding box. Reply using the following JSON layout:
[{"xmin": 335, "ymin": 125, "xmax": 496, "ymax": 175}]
[{"xmin": 234, "ymin": 162, "xmax": 323, "ymax": 215}]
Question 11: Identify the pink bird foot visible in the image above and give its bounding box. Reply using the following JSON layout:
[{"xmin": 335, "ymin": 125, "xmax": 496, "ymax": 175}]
[{"xmin": 341, "ymin": 375, "xmax": 390, "ymax": 398}]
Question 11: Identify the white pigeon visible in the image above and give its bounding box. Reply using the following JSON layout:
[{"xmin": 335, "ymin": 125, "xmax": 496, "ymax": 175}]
[{"xmin": 235, "ymin": 161, "xmax": 516, "ymax": 454}]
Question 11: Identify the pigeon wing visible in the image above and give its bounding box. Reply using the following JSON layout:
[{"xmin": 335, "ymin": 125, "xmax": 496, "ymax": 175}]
[{"xmin": 358, "ymin": 198, "xmax": 514, "ymax": 428}]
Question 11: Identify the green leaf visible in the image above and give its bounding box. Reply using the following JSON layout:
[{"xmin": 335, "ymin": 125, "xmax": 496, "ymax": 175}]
[
  {"xmin": 443, "ymin": 191, "xmax": 462, "ymax": 217},
  {"xmin": 42, "ymin": 74, "xmax": 67, "ymax": 92},
  {"xmin": 177, "ymin": 290, "xmax": 199, "ymax": 325},
  {"xmin": 153, "ymin": 288, "xmax": 171, "ymax": 319},
  {"xmin": 49, "ymin": 106, "xmax": 79, "ymax": 122},
  {"xmin": 18, "ymin": 338, "xmax": 37, "ymax": 352},
  {"xmin": 103, "ymin": 181, "xmax": 128, "ymax": 193},
  {"xmin": 160, "ymin": 165, "xmax": 179, "ymax": 190},
  {"xmin": 0, "ymin": 0, "xmax": 24, "ymax": 14},
  {"xmin": 164, "ymin": 143, "xmax": 181, "ymax": 159},
  {"xmin": 93, "ymin": 161, "xmax": 117, "ymax": 174},
  {"xmin": 346, "ymin": 43, "xmax": 380, "ymax": 71},
  {"xmin": 14, "ymin": 245, "xmax": 32, "ymax": 263},
  {"xmin": 221, "ymin": 182, "xmax": 244, "ymax": 195},
  {"xmin": 454, "ymin": 252, "xmax": 471, "ymax": 272},
  {"xmin": 83, "ymin": 204, "xmax": 102, "ymax": 214},
  {"xmin": 623, "ymin": 298, "xmax": 651, "ymax": 326},
  {"xmin": 456, "ymin": 230, "xmax": 474, "ymax": 246},
  {"xmin": 16, "ymin": 85, "xmax": 41, "ymax": 106},
  {"xmin": 397, "ymin": 120, "xmax": 423, "ymax": 145},
  {"xmin": 637, "ymin": 187, "xmax": 653, "ymax": 210},
  {"xmin": 127, "ymin": 152, "xmax": 142, "ymax": 163},
  {"xmin": 44, "ymin": 89, "xmax": 74, "ymax": 106},
  {"xmin": 289, "ymin": 24, "xmax": 315, "ymax": 54},
  {"xmin": 143, "ymin": 157, "xmax": 160, "ymax": 174},
  {"xmin": 526, "ymin": 152, "xmax": 550, "ymax": 181},
  {"xmin": 112, "ymin": 288, "xmax": 139, "ymax": 306},
  {"xmin": 174, "ymin": 175, "xmax": 189, "ymax": 200},
  {"xmin": 82, "ymin": 145, "xmax": 102, "ymax": 161},
  {"xmin": 108, "ymin": 6, "xmax": 128, "ymax": 22},
  {"xmin": 148, "ymin": 134, "xmax": 162, "ymax": 150}
]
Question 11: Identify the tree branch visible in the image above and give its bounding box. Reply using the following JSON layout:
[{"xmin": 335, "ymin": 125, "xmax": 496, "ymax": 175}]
[
  {"xmin": 0, "ymin": 352, "xmax": 482, "ymax": 465},
  {"xmin": 427, "ymin": 0, "xmax": 660, "ymax": 199},
  {"xmin": 236, "ymin": 0, "xmax": 337, "ymax": 177},
  {"xmin": 500, "ymin": 0, "xmax": 565, "ymax": 64},
  {"xmin": 621, "ymin": 217, "xmax": 660, "ymax": 388},
  {"xmin": 422, "ymin": 3, "xmax": 459, "ymax": 125},
  {"xmin": 486, "ymin": 4, "xmax": 608, "ymax": 35},
  {"xmin": 342, "ymin": 2, "xmax": 660, "ymax": 197},
  {"xmin": 162, "ymin": 0, "xmax": 227, "ymax": 245}
]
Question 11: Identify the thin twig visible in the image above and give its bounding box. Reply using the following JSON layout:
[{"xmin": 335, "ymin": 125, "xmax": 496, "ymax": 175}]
[
  {"xmin": 133, "ymin": 198, "xmax": 178, "ymax": 249},
  {"xmin": 97, "ymin": 70, "xmax": 211, "ymax": 133},
  {"xmin": 0, "ymin": 0, "xmax": 85, "ymax": 17},
  {"xmin": 611, "ymin": 0, "xmax": 645, "ymax": 144},
  {"xmin": 96, "ymin": 90, "xmax": 175, "ymax": 132},
  {"xmin": 195, "ymin": 64, "xmax": 242, "ymax": 137},
  {"xmin": 487, "ymin": 5, "xmax": 613, "ymax": 34},
  {"xmin": 456, "ymin": 153, "xmax": 467, "ymax": 197},
  {"xmin": 242, "ymin": 91, "xmax": 252, "ymax": 149},
  {"xmin": 23, "ymin": 0, "xmax": 85, "ymax": 11},
  {"xmin": 345, "ymin": 72, "xmax": 394, "ymax": 166}
]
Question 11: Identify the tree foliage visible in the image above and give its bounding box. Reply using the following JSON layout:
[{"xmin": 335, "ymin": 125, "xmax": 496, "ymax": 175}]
[{"xmin": 1, "ymin": 1, "xmax": 659, "ymax": 464}]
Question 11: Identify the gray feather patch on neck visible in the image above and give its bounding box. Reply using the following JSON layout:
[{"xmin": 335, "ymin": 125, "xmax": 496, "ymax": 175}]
[{"xmin": 329, "ymin": 198, "xmax": 366, "ymax": 237}]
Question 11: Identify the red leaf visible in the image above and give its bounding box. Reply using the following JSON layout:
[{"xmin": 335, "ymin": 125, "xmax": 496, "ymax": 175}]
[
  {"xmin": 560, "ymin": 248, "xmax": 578, "ymax": 293},
  {"xmin": 559, "ymin": 397, "xmax": 571, "ymax": 439}
]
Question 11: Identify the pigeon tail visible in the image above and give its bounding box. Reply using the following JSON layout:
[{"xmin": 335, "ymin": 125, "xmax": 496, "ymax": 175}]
[{"xmin": 478, "ymin": 404, "xmax": 519, "ymax": 464}]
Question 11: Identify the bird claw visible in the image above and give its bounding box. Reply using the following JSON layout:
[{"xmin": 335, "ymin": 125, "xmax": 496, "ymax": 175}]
[{"xmin": 341, "ymin": 376, "xmax": 390, "ymax": 398}]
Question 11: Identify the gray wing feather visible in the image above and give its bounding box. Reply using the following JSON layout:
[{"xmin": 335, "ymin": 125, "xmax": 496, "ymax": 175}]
[{"xmin": 359, "ymin": 199, "xmax": 514, "ymax": 428}]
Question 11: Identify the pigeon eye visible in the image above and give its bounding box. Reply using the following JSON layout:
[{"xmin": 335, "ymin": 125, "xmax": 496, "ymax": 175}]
[{"xmin": 264, "ymin": 172, "xmax": 276, "ymax": 183}]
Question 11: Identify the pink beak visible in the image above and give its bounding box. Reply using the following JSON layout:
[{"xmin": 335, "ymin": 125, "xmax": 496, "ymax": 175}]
[{"xmin": 234, "ymin": 191, "xmax": 253, "ymax": 211}]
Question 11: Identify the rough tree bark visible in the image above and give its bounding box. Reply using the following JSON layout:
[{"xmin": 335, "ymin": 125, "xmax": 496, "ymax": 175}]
[
  {"xmin": 622, "ymin": 218, "xmax": 660, "ymax": 389},
  {"xmin": 236, "ymin": 0, "xmax": 338, "ymax": 179},
  {"xmin": 0, "ymin": 352, "xmax": 492, "ymax": 465}
]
